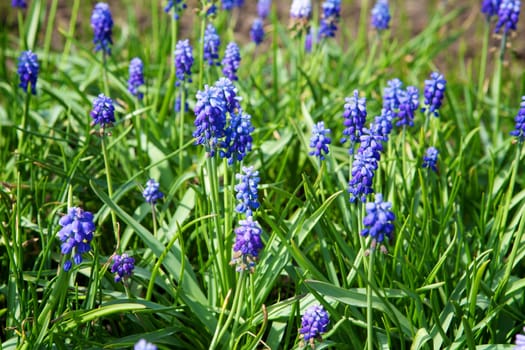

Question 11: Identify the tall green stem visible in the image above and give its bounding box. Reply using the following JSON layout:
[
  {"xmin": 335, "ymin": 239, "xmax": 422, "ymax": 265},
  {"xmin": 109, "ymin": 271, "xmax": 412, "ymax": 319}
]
[
  {"xmin": 367, "ymin": 247, "xmax": 375, "ymax": 350},
  {"xmin": 101, "ymin": 138, "xmax": 118, "ymax": 241},
  {"xmin": 492, "ymin": 33, "xmax": 507, "ymax": 145},
  {"xmin": 476, "ymin": 20, "xmax": 490, "ymax": 107},
  {"xmin": 178, "ymin": 85, "xmax": 186, "ymax": 174}
]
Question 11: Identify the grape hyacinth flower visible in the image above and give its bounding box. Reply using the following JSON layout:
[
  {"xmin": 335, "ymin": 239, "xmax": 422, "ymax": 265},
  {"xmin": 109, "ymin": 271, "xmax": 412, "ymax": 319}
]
[
  {"xmin": 203, "ymin": 23, "xmax": 221, "ymax": 66},
  {"xmin": 214, "ymin": 77, "xmax": 241, "ymax": 113},
  {"xmin": 422, "ymin": 147, "xmax": 439, "ymax": 172},
  {"xmin": 90, "ymin": 94, "xmax": 115, "ymax": 130},
  {"xmin": 231, "ymin": 216, "xmax": 264, "ymax": 272},
  {"xmin": 143, "ymin": 179, "xmax": 164, "ymax": 204},
  {"xmin": 57, "ymin": 207, "xmax": 95, "ymax": 272},
  {"xmin": 290, "ymin": 0, "xmax": 312, "ymax": 20},
  {"xmin": 422, "ymin": 71, "xmax": 446, "ymax": 117},
  {"xmin": 516, "ymin": 327, "xmax": 525, "ymax": 349},
  {"xmin": 110, "ymin": 253, "xmax": 135, "ymax": 282},
  {"xmin": 12, "ymin": 0, "xmax": 27, "ymax": 8},
  {"xmin": 175, "ymin": 39, "xmax": 194, "ymax": 86},
  {"xmin": 220, "ymin": 109, "xmax": 254, "ymax": 164},
  {"xmin": 305, "ymin": 28, "xmax": 314, "ymax": 52},
  {"xmin": 299, "ymin": 304, "xmax": 330, "ymax": 346},
  {"xmin": 134, "ymin": 339, "xmax": 157, "ymax": 350},
  {"xmin": 258, "ymin": 0, "xmax": 271, "ymax": 19},
  {"xmin": 348, "ymin": 149, "xmax": 378, "ymax": 202},
  {"xmin": 222, "ymin": 42, "xmax": 241, "ymax": 81},
  {"xmin": 90, "ymin": 2, "xmax": 113, "ymax": 55},
  {"xmin": 235, "ymin": 166, "xmax": 260, "ymax": 217},
  {"xmin": 371, "ymin": 108, "xmax": 394, "ymax": 140},
  {"xmin": 234, "ymin": 0, "xmax": 244, "ymax": 6},
  {"xmin": 221, "ymin": 0, "xmax": 234, "ymax": 10},
  {"xmin": 128, "ymin": 58, "xmax": 144, "ymax": 100},
  {"xmin": 17, "ymin": 50, "xmax": 39, "ymax": 95},
  {"xmin": 341, "ymin": 90, "xmax": 367, "ymax": 153},
  {"xmin": 371, "ymin": 0, "xmax": 391, "ymax": 31},
  {"xmin": 494, "ymin": 0, "xmax": 521, "ymax": 34},
  {"xmin": 396, "ymin": 86, "xmax": 419, "ymax": 127},
  {"xmin": 309, "ymin": 121, "xmax": 332, "ymax": 160},
  {"xmin": 361, "ymin": 193, "xmax": 395, "ymax": 246},
  {"xmin": 481, "ymin": 0, "xmax": 502, "ymax": 19},
  {"xmin": 318, "ymin": 0, "xmax": 341, "ymax": 39},
  {"xmin": 250, "ymin": 18, "xmax": 265, "ymax": 46},
  {"xmin": 510, "ymin": 96, "xmax": 525, "ymax": 142},
  {"xmin": 164, "ymin": 0, "xmax": 187, "ymax": 19},
  {"xmin": 383, "ymin": 78, "xmax": 404, "ymax": 116},
  {"xmin": 193, "ymin": 84, "xmax": 227, "ymax": 155}
]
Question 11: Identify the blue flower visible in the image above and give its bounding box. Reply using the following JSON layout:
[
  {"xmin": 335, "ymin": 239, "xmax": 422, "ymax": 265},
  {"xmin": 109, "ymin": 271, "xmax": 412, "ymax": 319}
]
[
  {"xmin": 516, "ymin": 327, "xmax": 525, "ymax": 350},
  {"xmin": 258, "ymin": 0, "xmax": 272, "ymax": 19},
  {"xmin": 341, "ymin": 90, "xmax": 367, "ymax": 153},
  {"xmin": 235, "ymin": 166, "xmax": 260, "ymax": 217},
  {"xmin": 361, "ymin": 193, "xmax": 395, "ymax": 245},
  {"xmin": 495, "ymin": 0, "xmax": 521, "ymax": 34},
  {"xmin": 290, "ymin": 0, "xmax": 312, "ymax": 20},
  {"xmin": 220, "ymin": 109, "xmax": 254, "ymax": 164},
  {"xmin": 396, "ymin": 86, "xmax": 419, "ymax": 127},
  {"xmin": 250, "ymin": 18, "xmax": 265, "ymax": 46},
  {"xmin": 143, "ymin": 179, "xmax": 164, "ymax": 204},
  {"xmin": 128, "ymin": 57, "xmax": 144, "ymax": 100},
  {"xmin": 12, "ymin": 0, "xmax": 27, "ymax": 8},
  {"xmin": 134, "ymin": 339, "xmax": 157, "ymax": 350},
  {"xmin": 348, "ymin": 149, "xmax": 378, "ymax": 202},
  {"xmin": 214, "ymin": 77, "xmax": 241, "ymax": 113},
  {"xmin": 370, "ymin": 108, "xmax": 394, "ymax": 141},
  {"xmin": 57, "ymin": 207, "xmax": 95, "ymax": 271},
  {"xmin": 90, "ymin": 94, "xmax": 115, "ymax": 129},
  {"xmin": 164, "ymin": 0, "xmax": 187, "ymax": 20},
  {"xmin": 422, "ymin": 147, "xmax": 439, "ymax": 172},
  {"xmin": 510, "ymin": 96, "xmax": 525, "ymax": 142},
  {"xmin": 422, "ymin": 71, "xmax": 446, "ymax": 117},
  {"xmin": 231, "ymin": 216, "xmax": 264, "ymax": 272},
  {"xmin": 309, "ymin": 121, "xmax": 331, "ymax": 160},
  {"xmin": 371, "ymin": 0, "xmax": 390, "ymax": 31},
  {"xmin": 17, "ymin": 50, "xmax": 39, "ymax": 95},
  {"xmin": 481, "ymin": 0, "xmax": 502, "ymax": 19},
  {"xmin": 318, "ymin": 0, "xmax": 341, "ymax": 39},
  {"xmin": 90, "ymin": 2, "xmax": 113, "ymax": 55},
  {"xmin": 193, "ymin": 85, "xmax": 227, "ymax": 155},
  {"xmin": 305, "ymin": 28, "xmax": 314, "ymax": 52},
  {"xmin": 204, "ymin": 23, "xmax": 221, "ymax": 66},
  {"xmin": 175, "ymin": 39, "xmax": 194, "ymax": 86},
  {"xmin": 299, "ymin": 304, "xmax": 329, "ymax": 344},
  {"xmin": 110, "ymin": 253, "xmax": 135, "ymax": 282},
  {"xmin": 222, "ymin": 42, "xmax": 241, "ymax": 81},
  {"xmin": 382, "ymin": 78, "xmax": 404, "ymax": 116}
]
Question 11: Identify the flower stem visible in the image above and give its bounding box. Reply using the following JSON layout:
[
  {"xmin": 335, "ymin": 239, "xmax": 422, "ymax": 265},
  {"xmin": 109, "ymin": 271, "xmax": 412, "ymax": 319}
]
[
  {"xmin": 178, "ymin": 85, "xmax": 186, "ymax": 175},
  {"xmin": 492, "ymin": 33, "xmax": 507, "ymax": 145},
  {"xmin": 367, "ymin": 247, "xmax": 375, "ymax": 350},
  {"xmin": 101, "ymin": 138, "xmax": 118, "ymax": 242}
]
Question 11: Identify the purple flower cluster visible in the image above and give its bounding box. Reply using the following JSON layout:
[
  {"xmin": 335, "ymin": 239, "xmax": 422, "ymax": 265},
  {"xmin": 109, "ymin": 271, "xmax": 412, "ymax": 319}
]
[
  {"xmin": 222, "ymin": 42, "xmax": 241, "ymax": 81},
  {"xmin": 143, "ymin": 179, "xmax": 164, "ymax": 204},
  {"xmin": 12, "ymin": 0, "xmax": 27, "ymax": 8},
  {"xmin": 422, "ymin": 71, "xmax": 446, "ymax": 117},
  {"xmin": 371, "ymin": 0, "xmax": 391, "ymax": 31},
  {"xmin": 220, "ymin": 110, "xmax": 254, "ymax": 164},
  {"xmin": 175, "ymin": 39, "xmax": 194, "ymax": 86},
  {"xmin": 128, "ymin": 57, "xmax": 144, "ymax": 100},
  {"xmin": 17, "ymin": 50, "xmax": 39, "ymax": 95},
  {"xmin": 299, "ymin": 304, "xmax": 330, "ymax": 344},
  {"xmin": 309, "ymin": 121, "xmax": 332, "ymax": 160},
  {"xmin": 516, "ymin": 327, "xmax": 525, "ymax": 349},
  {"xmin": 221, "ymin": 0, "xmax": 244, "ymax": 10},
  {"xmin": 135, "ymin": 339, "xmax": 157, "ymax": 350},
  {"xmin": 290, "ymin": 0, "xmax": 312, "ymax": 20},
  {"xmin": 204, "ymin": 23, "xmax": 221, "ymax": 66},
  {"xmin": 396, "ymin": 86, "xmax": 420, "ymax": 127},
  {"xmin": 361, "ymin": 193, "xmax": 395, "ymax": 245},
  {"xmin": 250, "ymin": 18, "xmax": 265, "ymax": 46},
  {"xmin": 215, "ymin": 77, "xmax": 241, "ymax": 113},
  {"xmin": 495, "ymin": 0, "xmax": 521, "ymax": 34},
  {"xmin": 481, "ymin": 0, "xmax": 502, "ymax": 19},
  {"xmin": 318, "ymin": 0, "xmax": 341, "ymax": 39},
  {"xmin": 510, "ymin": 96, "xmax": 525, "ymax": 142},
  {"xmin": 234, "ymin": 166, "xmax": 260, "ymax": 217},
  {"xmin": 57, "ymin": 207, "xmax": 95, "ymax": 271},
  {"xmin": 341, "ymin": 90, "xmax": 367, "ymax": 153},
  {"xmin": 90, "ymin": 94, "xmax": 116, "ymax": 129},
  {"xmin": 111, "ymin": 253, "xmax": 135, "ymax": 282},
  {"xmin": 193, "ymin": 84, "xmax": 228, "ymax": 154},
  {"xmin": 422, "ymin": 147, "xmax": 439, "ymax": 172},
  {"xmin": 258, "ymin": 0, "xmax": 272, "ymax": 18},
  {"xmin": 90, "ymin": 2, "xmax": 113, "ymax": 55},
  {"xmin": 164, "ymin": 0, "xmax": 187, "ymax": 20},
  {"xmin": 383, "ymin": 78, "xmax": 404, "ymax": 115},
  {"xmin": 231, "ymin": 216, "xmax": 263, "ymax": 272}
]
